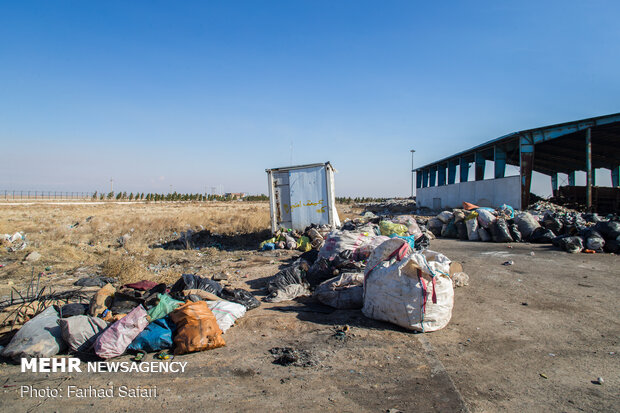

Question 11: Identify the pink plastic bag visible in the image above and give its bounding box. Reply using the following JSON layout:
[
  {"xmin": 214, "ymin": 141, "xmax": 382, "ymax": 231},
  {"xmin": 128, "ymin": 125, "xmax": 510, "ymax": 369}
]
[{"xmin": 94, "ymin": 305, "xmax": 148, "ymax": 359}]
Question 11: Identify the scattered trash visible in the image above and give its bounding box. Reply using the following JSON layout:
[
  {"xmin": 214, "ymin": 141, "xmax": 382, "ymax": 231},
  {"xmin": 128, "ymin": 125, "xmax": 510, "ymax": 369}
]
[
  {"xmin": 269, "ymin": 347, "xmax": 318, "ymax": 367},
  {"xmin": 540, "ymin": 373, "xmax": 548, "ymax": 379},
  {"xmin": 74, "ymin": 276, "xmax": 117, "ymax": 288},
  {"xmin": 24, "ymin": 251, "xmax": 41, "ymax": 262},
  {"xmin": 593, "ymin": 377, "xmax": 604, "ymax": 385},
  {"xmin": 502, "ymin": 260, "xmax": 514, "ymax": 266}
]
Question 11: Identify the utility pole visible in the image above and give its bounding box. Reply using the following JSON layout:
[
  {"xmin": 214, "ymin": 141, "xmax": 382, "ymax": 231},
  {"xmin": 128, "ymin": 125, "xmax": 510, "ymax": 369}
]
[
  {"xmin": 110, "ymin": 178, "xmax": 114, "ymax": 194},
  {"xmin": 410, "ymin": 149, "xmax": 416, "ymax": 198}
]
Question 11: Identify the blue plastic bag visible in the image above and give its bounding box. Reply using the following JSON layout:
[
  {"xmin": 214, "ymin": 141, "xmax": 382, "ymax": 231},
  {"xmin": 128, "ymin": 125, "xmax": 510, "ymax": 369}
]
[
  {"xmin": 127, "ymin": 316, "xmax": 176, "ymax": 353},
  {"xmin": 390, "ymin": 234, "xmax": 416, "ymax": 250}
]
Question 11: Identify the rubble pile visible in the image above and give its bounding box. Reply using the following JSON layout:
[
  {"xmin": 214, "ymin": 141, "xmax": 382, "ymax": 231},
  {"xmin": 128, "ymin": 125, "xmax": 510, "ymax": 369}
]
[{"xmin": 422, "ymin": 201, "xmax": 619, "ymax": 254}]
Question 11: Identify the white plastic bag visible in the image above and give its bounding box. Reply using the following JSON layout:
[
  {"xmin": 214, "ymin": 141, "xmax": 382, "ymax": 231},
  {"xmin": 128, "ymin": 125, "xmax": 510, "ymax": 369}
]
[
  {"xmin": 362, "ymin": 239, "xmax": 454, "ymax": 332},
  {"xmin": 314, "ymin": 273, "xmax": 364, "ymax": 309},
  {"xmin": 207, "ymin": 300, "xmax": 246, "ymax": 333},
  {"xmin": 1, "ymin": 306, "xmax": 66, "ymax": 360}
]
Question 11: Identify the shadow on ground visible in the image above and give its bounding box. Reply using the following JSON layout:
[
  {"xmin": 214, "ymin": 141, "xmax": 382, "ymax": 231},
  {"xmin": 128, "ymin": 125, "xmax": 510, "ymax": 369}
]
[{"xmin": 152, "ymin": 229, "xmax": 272, "ymax": 252}]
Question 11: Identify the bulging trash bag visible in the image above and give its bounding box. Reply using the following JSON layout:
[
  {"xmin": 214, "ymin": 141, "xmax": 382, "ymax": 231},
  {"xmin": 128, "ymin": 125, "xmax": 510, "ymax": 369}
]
[
  {"xmin": 379, "ymin": 221, "xmax": 408, "ymax": 237},
  {"xmin": 354, "ymin": 235, "xmax": 391, "ymax": 261},
  {"xmin": 94, "ymin": 305, "xmax": 149, "ymax": 359},
  {"xmin": 314, "ymin": 273, "xmax": 364, "ymax": 309},
  {"xmin": 59, "ymin": 315, "xmax": 108, "ymax": 353},
  {"xmin": 2, "ymin": 306, "xmax": 66, "ymax": 361},
  {"xmin": 219, "ymin": 288, "xmax": 261, "ymax": 310},
  {"xmin": 128, "ymin": 316, "xmax": 176, "ymax": 353},
  {"xmin": 207, "ymin": 300, "xmax": 246, "ymax": 333},
  {"xmin": 147, "ymin": 294, "xmax": 183, "ymax": 321},
  {"xmin": 362, "ymin": 238, "xmax": 454, "ymax": 332},
  {"xmin": 170, "ymin": 301, "xmax": 225, "ymax": 355},
  {"xmin": 543, "ymin": 216, "xmax": 563, "ymax": 234},
  {"xmin": 594, "ymin": 221, "xmax": 620, "ymax": 240},
  {"xmin": 427, "ymin": 218, "xmax": 444, "ymax": 237},
  {"xmin": 558, "ymin": 236, "xmax": 584, "ymax": 254},
  {"xmin": 476, "ymin": 209, "xmax": 496, "ymax": 229},
  {"xmin": 60, "ymin": 303, "xmax": 89, "ymax": 317},
  {"xmin": 489, "ymin": 219, "xmax": 514, "ymax": 243},
  {"xmin": 392, "ymin": 215, "xmax": 423, "ymax": 238},
  {"xmin": 498, "ymin": 204, "xmax": 515, "ymax": 218},
  {"xmin": 585, "ymin": 231, "xmax": 605, "ymax": 251},
  {"xmin": 170, "ymin": 274, "xmax": 223, "ymax": 296},
  {"xmin": 514, "ymin": 212, "xmax": 540, "ymax": 240},
  {"xmin": 297, "ymin": 236, "xmax": 312, "ymax": 252},
  {"xmin": 265, "ymin": 263, "xmax": 310, "ymax": 302},
  {"xmin": 452, "ymin": 210, "xmax": 466, "ymax": 223},
  {"xmin": 436, "ymin": 211, "xmax": 454, "ymax": 224},
  {"xmin": 318, "ymin": 229, "xmax": 375, "ymax": 260},
  {"xmin": 604, "ymin": 239, "xmax": 620, "ymax": 253},
  {"xmin": 477, "ymin": 227, "xmax": 491, "ymax": 242},
  {"xmin": 465, "ymin": 213, "xmax": 480, "ymax": 241},
  {"xmin": 530, "ymin": 227, "xmax": 556, "ymax": 244},
  {"xmin": 441, "ymin": 220, "xmax": 458, "ymax": 239},
  {"xmin": 509, "ymin": 223, "xmax": 522, "ymax": 242}
]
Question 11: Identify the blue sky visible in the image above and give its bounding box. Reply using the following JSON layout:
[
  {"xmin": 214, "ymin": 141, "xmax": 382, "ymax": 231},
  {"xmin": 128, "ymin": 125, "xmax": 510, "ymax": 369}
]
[{"xmin": 1, "ymin": 1, "xmax": 618, "ymax": 197}]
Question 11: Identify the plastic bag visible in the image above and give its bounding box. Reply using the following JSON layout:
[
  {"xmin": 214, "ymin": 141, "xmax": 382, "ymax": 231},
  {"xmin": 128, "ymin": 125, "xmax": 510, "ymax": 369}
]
[
  {"xmin": 60, "ymin": 303, "xmax": 89, "ymax": 317},
  {"xmin": 594, "ymin": 221, "xmax": 620, "ymax": 240},
  {"xmin": 478, "ymin": 227, "xmax": 491, "ymax": 242},
  {"xmin": 362, "ymin": 239, "xmax": 454, "ymax": 332},
  {"xmin": 476, "ymin": 209, "xmax": 496, "ymax": 229},
  {"xmin": 259, "ymin": 238, "xmax": 276, "ymax": 249},
  {"xmin": 170, "ymin": 274, "xmax": 223, "ymax": 296},
  {"xmin": 515, "ymin": 212, "xmax": 540, "ymax": 239},
  {"xmin": 314, "ymin": 273, "xmax": 364, "ymax": 309},
  {"xmin": 219, "ymin": 288, "xmax": 261, "ymax": 310},
  {"xmin": 1, "ymin": 306, "xmax": 66, "ymax": 360},
  {"xmin": 436, "ymin": 211, "xmax": 454, "ymax": 224},
  {"xmin": 265, "ymin": 264, "xmax": 310, "ymax": 302},
  {"xmin": 318, "ymin": 229, "xmax": 374, "ymax": 260},
  {"xmin": 498, "ymin": 204, "xmax": 515, "ymax": 218},
  {"xmin": 89, "ymin": 284, "xmax": 115, "ymax": 317},
  {"xmin": 297, "ymin": 236, "xmax": 312, "ymax": 252},
  {"xmin": 530, "ymin": 227, "xmax": 556, "ymax": 244},
  {"xmin": 509, "ymin": 223, "xmax": 522, "ymax": 242},
  {"xmin": 94, "ymin": 305, "xmax": 149, "ymax": 359},
  {"xmin": 379, "ymin": 221, "xmax": 408, "ymax": 237},
  {"xmin": 489, "ymin": 219, "xmax": 513, "ymax": 243},
  {"xmin": 427, "ymin": 218, "xmax": 444, "ymax": 237},
  {"xmin": 604, "ymin": 239, "xmax": 620, "ymax": 253},
  {"xmin": 128, "ymin": 316, "xmax": 176, "ymax": 353},
  {"xmin": 557, "ymin": 236, "xmax": 584, "ymax": 253},
  {"xmin": 147, "ymin": 294, "xmax": 183, "ymax": 321},
  {"xmin": 455, "ymin": 221, "xmax": 468, "ymax": 240},
  {"xmin": 441, "ymin": 221, "xmax": 458, "ymax": 238},
  {"xmin": 465, "ymin": 212, "xmax": 480, "ymax": 241},
  {"xmin": 391, "ymin": 215, "xmax": 423, "ymax": 238},
  {"xmin": 59, "ymin": 315, "xmax": 107, "ymax": 353},
  {"xmin": 207, "ymin": 300, "xmax": 246, "ymax": 333},
  {"xmin": 452, "ymin": 210, "xmax": 466, "ymax": 223},
  {"xmin": 170, "ymin": 301, "xmax": 225, "ymax": 355},
  {"xmin": 585, "ymin": 232, "xmax": 605, "ymax": 251}
]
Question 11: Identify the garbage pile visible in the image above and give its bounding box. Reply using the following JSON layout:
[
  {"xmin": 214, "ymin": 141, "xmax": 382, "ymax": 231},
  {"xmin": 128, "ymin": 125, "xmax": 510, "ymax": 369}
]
[
  {"xmin": 422, "ymin": 202, "xmax": 620, "ymax": 254},
  {"xmin": 2, "ymin": 232, "xmax": 27, "ymax": 252},
  {"xmin": 0, "ymin": 274, "xmax": 260, "ymax": 362},
  {"xmin": 360, "ymin": 198, "xmax": 417, "ymax": 215},
  {"xmin": 262, "ymin": 218, "xmax": 466, "ymax": 332}
]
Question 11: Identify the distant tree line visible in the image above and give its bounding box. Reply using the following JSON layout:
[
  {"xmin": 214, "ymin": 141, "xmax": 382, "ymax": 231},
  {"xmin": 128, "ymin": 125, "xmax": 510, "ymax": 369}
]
[
  {"xmin": 336, "ymin": 197, "xmax": 388, "ymax": 204},
  {"xmin": 91, "ymin": 191, "xmax": 269, "ymax": 202}
]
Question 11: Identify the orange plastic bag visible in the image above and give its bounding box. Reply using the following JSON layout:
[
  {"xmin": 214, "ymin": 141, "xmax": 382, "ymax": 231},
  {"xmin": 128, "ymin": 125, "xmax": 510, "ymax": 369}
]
[
  {"xmin": 462, "ymin": 202, "xmax": 479, "ymax": 211},
  {"xmin": 169, "ymin": 301, "xmax": 225, "ymax": 354}
]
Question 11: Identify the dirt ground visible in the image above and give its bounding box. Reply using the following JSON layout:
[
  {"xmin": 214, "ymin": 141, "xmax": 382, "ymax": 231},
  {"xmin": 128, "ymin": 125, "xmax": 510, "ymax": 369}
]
[{"xmin": 0, "ymin": 202, "xmax": 618, "ymax": 412}]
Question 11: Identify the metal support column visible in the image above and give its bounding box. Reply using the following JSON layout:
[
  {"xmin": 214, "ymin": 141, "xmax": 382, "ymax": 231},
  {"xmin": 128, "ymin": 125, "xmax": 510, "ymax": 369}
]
[
  {"xmin": 612, "ymin": 166, "xmax": 620, "ymax": 187},
  {"xmin": 475, "ymin": 152, "xmax": 486, "ymax": 181},
  {"xmin": 422, "ymin": 169, "xmax": 429, "ymax": 188},
  {"xmin": 494, "ymin": 145, "xmax": 506, "ymax": 179},
  {"xmin": 551, "ymin": 173, "xmax": 558, "ymax": 194},
  {"xmin": 416, "ymin": 170, "xmax": 423, "ymax": 189},
  {"xmin": 459, "ymin": 158, "xmax": 469, "ymax": 183},
  {"xmin": 447, "ymin": 160, "xmax": 457, "ymax": 184},
  {"xmin": 520, "ymin": 136, "xmax": 534, "ymax": 209},
  {"xmin": 585, "ymin": 128, "xmax": 592, "ymax": 211},
  {"xmin": 568, "ymin": 171, "xmax": 576, "ymax": 186}
]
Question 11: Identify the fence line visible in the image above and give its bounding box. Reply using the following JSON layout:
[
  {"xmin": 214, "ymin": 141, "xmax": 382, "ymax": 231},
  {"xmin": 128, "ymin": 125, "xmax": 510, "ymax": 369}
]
[{"xmin": 0, "ymin": 190, "xmax": 268, "ymax": 202}]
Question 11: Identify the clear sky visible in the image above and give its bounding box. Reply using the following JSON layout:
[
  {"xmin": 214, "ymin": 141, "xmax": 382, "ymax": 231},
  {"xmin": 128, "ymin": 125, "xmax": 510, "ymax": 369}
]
[{"xmin": 1, "ymin": 1, "xmax": 618, "ymax": 197}]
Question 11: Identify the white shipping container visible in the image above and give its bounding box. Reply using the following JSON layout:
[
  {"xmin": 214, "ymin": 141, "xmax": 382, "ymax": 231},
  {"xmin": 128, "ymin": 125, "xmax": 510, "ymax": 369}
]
[{"xmin": 266, "ymin": 162, "xmax": 341, "ymax": 233}]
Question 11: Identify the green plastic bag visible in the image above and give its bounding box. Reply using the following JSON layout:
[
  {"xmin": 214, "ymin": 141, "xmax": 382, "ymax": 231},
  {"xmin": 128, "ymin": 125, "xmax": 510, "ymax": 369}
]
[
  {"xmin": 147, "ymin": 294, "xmax": 183, "ymax": 321},
  {"xmin": 297, "ymin": 236, "xmax": 312, "ymax": 252},
  {"xmin": 379, "ymin": 221, "xmax": 408, "ymax": 237}
]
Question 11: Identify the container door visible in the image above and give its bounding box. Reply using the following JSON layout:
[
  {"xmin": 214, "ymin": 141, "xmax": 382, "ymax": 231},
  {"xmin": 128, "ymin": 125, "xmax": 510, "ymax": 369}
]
[
  {"xmin": 288, "ymin": 166, "xmax": 329, "ymax": 230},
  {"xmin": 272, "ymin": 171, "xmax": 292, "ymax": 229}
]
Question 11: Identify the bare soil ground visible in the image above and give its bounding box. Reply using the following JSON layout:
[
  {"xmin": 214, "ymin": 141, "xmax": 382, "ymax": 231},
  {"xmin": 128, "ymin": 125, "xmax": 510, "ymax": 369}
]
[{"xmin": 0, "ymin": 202, "xmax": 618, "ymax": 412}]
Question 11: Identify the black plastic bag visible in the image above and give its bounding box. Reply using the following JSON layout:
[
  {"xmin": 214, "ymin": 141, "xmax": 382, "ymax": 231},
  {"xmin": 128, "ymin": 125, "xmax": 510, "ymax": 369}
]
[
  {"xmin": 543, "ymin": 216, "xmax": 563, "ymax": 234},
  {"xmin": 585, "ymin": 232, "xmax": 605, "ymax": 251},
  {"xmin": 509, "ymin": 223, "xmax": 522, "ymax": 242},
  {"xmin": 169, "ymin": 274, "xmax": 223, "ymax": 295},
  {"xmin": 441, "ymin": 220, "xmax": 458, "ymax": 239},
  {"xmin": 530, "ymin": 227, "xmax": 556, "ymax": 244},
  {"xmin": 594, "ymin": 221, "xmax": 620, "ymax": 240},
  {"xmin": 603, "ymin": 239, "xmax": 620, "ymax": 253},
  {"xmin": 74, "ymin": 276, "xmax": 117, "ymax": 287},
  {"xmin": 414, "ymin": 233, "xmax": 430, "ymax": 250},
  {"xmin": 299, "ymin": 249, "xmax": 319, "ymax": 265},
  {"xmin": 220, "ymin": 288, "xmax": 261, "ymax": 310},
  {"xmin": 557, "ymin": 236, "xmax": 584, "ymax": 254},
  {"xmin": 60, "ymin": 303, "xmax": 89, "ymax": 317},
  {"xmin": 489, "ymin": 219, "xmax": 514, "ymax": 243},
  {"xmin": 455, "ymin": 221, "xmax": 468, "ymax": 240},
  {"xmin": 268, "ymin": 264, "xmax": 307, "ymax": 292}
]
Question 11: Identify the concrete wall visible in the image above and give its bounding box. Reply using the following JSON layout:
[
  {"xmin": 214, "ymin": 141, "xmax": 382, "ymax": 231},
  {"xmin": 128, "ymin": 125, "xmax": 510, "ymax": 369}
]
[{"xmin": 416, "ymin": 175, "xmax": 521, "ymax": 210}]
